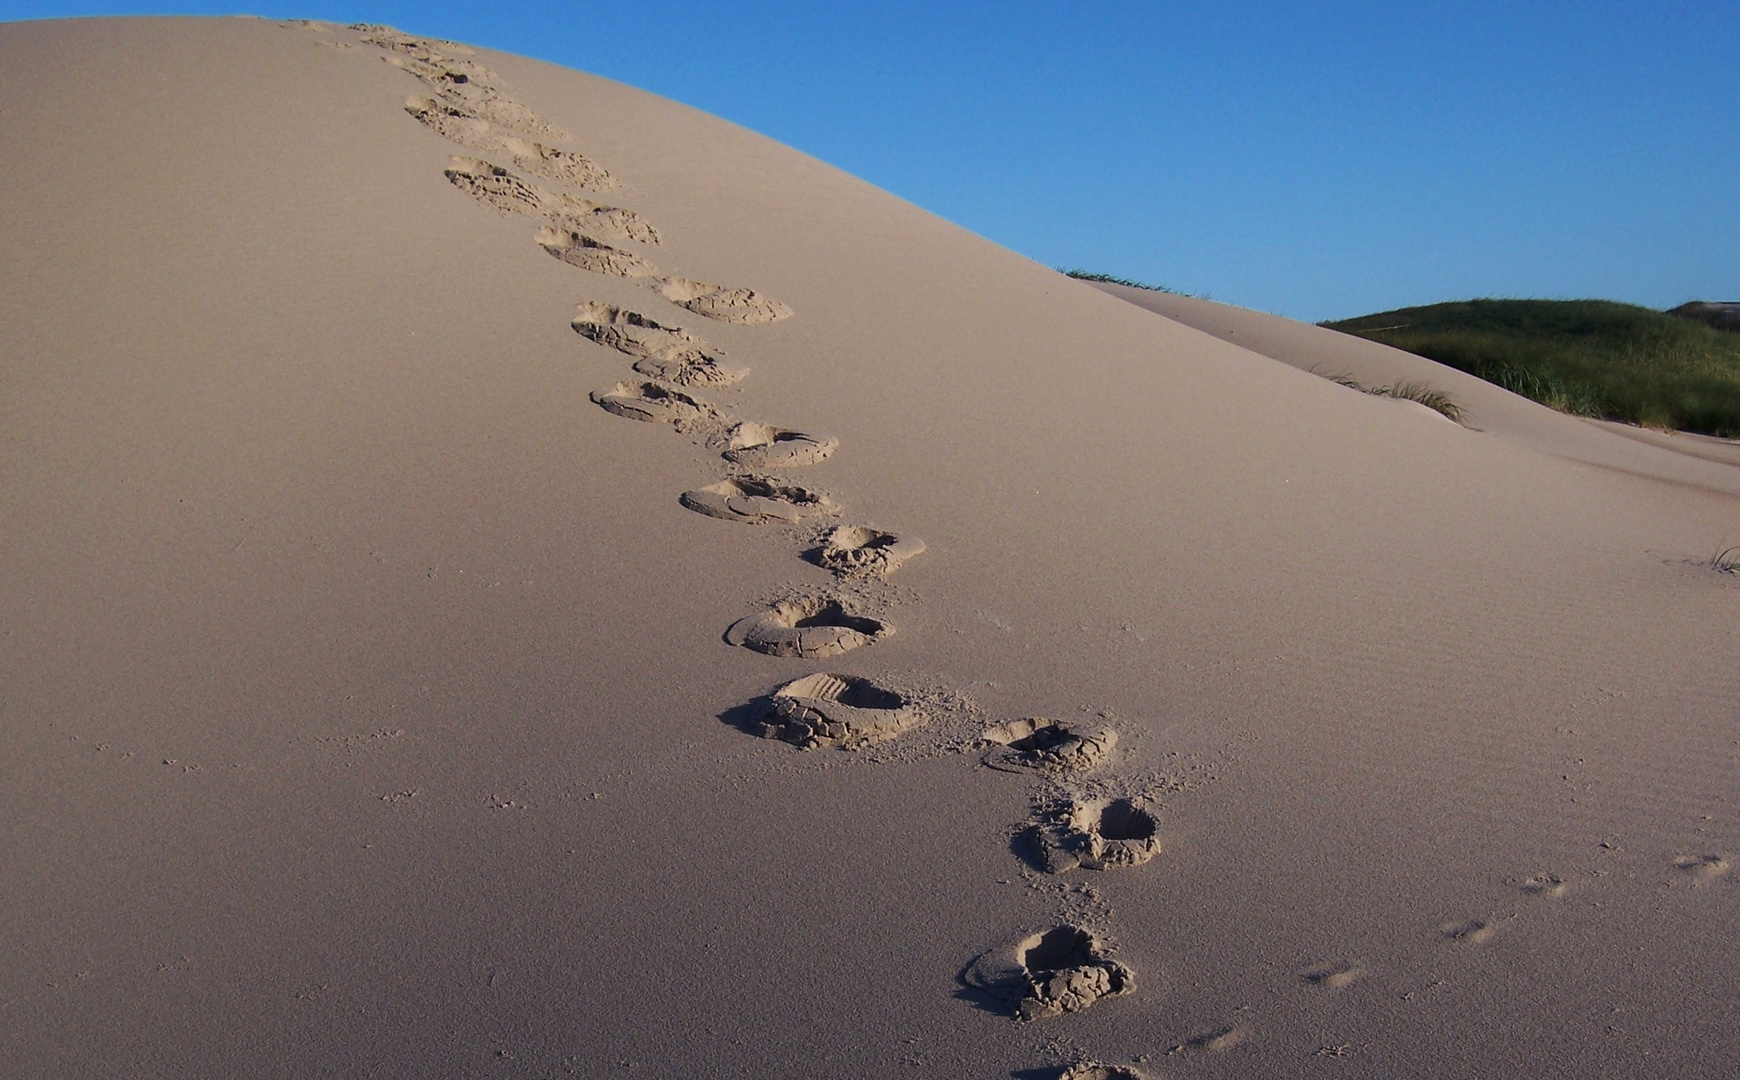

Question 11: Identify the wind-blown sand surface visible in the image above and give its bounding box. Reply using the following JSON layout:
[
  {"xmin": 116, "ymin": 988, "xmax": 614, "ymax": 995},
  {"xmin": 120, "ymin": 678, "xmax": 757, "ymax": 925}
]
[{"xmin": 2, "ymin": 17, "xmax": 1737, "ymax": 1079}]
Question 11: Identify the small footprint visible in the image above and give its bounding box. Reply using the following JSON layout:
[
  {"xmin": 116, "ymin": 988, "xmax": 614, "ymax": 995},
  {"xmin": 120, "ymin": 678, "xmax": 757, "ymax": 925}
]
[
  {"xmin": 962, "ymin": 925, "xmax": 1135, "ymax": 1021},
  {"xmin": 1302, "ymin": 961, "xmax": 1366, "ymax": 989},
  {"xmin": 355, "ymin": 25, "xmax": 476, "ymax": 57},
  {"xmin": 1513, "ymin": 872, "xmax": 1569, "ymax": 899},
  {"xmin": 572, "ymin": 302, "xmax": 746, "ymax": 387},
  {"xmin": 366, "ymin": 33, "xmax": 569, "ymax": 142},
  {"xmin": 407, "ymin": 98, "xmax": 614, "ymax": 190},
  {"xmin": 536, "ymin": 224, "xmax": 658, "ymax": 278},
  {"xmin": 980, "ymin": 720, "xmax": 1118, "ymax": 774},
  {"xmin": 1030, "ymin": 797, "xmax": 1161, "ymax": 873},
  {"xmin": 752, "ymin": 672, "xmax": 920, "ymax": 749},
  {"xmin": 1438, "ymin": 919, "xmax": 1497, "ymax": 945},
  {"xmin": 589, "ymin": 381, "xmax": 715, "ymax": 425},
  {"xmin": 1171, "ymin": 1024, "xmax": 1248, "ymax": 1054},
  {"xmin": 721, "ymin": 422, "xmax": 838, "ymax": 468},
  {"xmin": 810, "ymin": 525, "xmax": 925, "ymax": 578},
  {"xmin": 1059, "ymin": 1064, "xmax": 1150, "ymax": 1080},
  {"xmin": 1674, "ymin": 853, "xmax": 1730, "ymax": 882},
  {"xmin": 724, "ymin": 597, "xmax": 890, "ymax": 658},
  {"xmin": 656, "ymin": 277, "xmax": 793, "ymax": 324},
  {"xmin": 680, "ymin": 475, "xmax": 837, "ymax": 523}
]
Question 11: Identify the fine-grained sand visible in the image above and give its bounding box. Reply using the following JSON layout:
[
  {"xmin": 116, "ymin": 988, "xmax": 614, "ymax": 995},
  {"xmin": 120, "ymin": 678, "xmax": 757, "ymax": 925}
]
[{"xmin": 2, "ymin": 17, "xmax": 1737, "ymax": 1080}]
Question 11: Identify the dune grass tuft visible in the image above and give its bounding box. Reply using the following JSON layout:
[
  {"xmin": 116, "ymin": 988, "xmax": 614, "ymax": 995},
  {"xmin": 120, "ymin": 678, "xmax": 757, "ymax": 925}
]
[
  {"xmin": 1061, "ymin": 268, "xmax": 1183, "ymax": 294},
  {"xmin": 1712, "ymin": 545, "xmax": 1740, "ymax": 574},
  {"xmin": 1322, "ymin": 299, "xmax": 1740, "ymax": 438},
  {"xmin": 1311, "ymin": 369, "xmax": 1464, "ymax": 424}
]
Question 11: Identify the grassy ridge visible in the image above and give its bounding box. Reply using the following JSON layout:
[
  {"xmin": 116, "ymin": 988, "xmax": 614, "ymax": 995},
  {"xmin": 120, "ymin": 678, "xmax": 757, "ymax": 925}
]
[{"xmin": 1322, "ymin": 300, "xmax": 1740, "ymax": 438}]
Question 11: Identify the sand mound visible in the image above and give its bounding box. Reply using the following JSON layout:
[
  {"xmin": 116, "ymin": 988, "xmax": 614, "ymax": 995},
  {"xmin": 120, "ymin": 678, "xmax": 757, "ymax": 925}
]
[{"xmin": 5, "ymin": 16, "xmax": 1739, "ymax": 1080}]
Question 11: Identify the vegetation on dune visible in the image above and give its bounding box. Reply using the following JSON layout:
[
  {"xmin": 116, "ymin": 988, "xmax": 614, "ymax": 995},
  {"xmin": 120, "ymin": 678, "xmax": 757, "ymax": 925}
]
[
  {"xmin": 1322, "ymin": 299, "xmax": 1740, "ymax": 438},
  {"xmin": 1061, "ymin": 268, "xmax": 1185, "ymax": 294},
  {"xmin": 1316, "ymin": 371, "xmax": 1465, "ymax": 424}
]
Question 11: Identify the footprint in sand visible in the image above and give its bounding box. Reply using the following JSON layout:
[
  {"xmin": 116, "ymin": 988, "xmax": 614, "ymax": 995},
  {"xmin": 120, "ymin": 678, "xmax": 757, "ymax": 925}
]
[
  {"xmin": 1438, "ymin": 919, "xmax": 1498, "ymax": 946},
  {"xmin": 1674, "ymin": 853, "xmax": 1730, "ymax": 882},
  {"xmin": 1030, "ymin": 797, "xmax": 1161, "ymax": 873},
  {"xmin": 572, "ymin": 302, "xmax": 747, "ymax": 387},
  {"xmin": 542, "ymin": 199, "xmax": 661, "ymax": 245},
  {"xmin": 589, "ymin": 381, "xmax": 715, "ymax": 426},
  {"xmin": 810, "ymin": 524, "xmax": 925, "ymax": 578},
  {"xmin": 680, "ymin": 475, "xmax": 837, "ymax": 523},
  {"xmin": 963, "ymin": 925, "xmax": 1135, "ymax": 1022},
  {"xmin": 443, "ymin": 159, "xmax": 656, "ymax": 245},
  {"xmin": 656, "ymin": 277, "xmax": 793, "ymax": 324},
  {"xmin": 752, "ymin": 673, "xmax": 920, "ymax": 749},
  {"xmin": 1302, "ymin": 961, "xmax": 1366, "ymax": 989},
  {"xmin": 355, "ymin": 24, "xmax": 475, "ymax": 56},
  {"xmin": 535, "ymin": 224, "xmax": 658, "ymax": 278},
  {"xmin": 1513, "ymin": 872, "xmax": 1569, "ymax": 899},
  {"xmin": 405, "ymin": 98, "xmax": 614, "ymax": 191},
  {"xmin": 363, "ymin": 31, "xmax": 569, "ymax": 143},
  {"xmin": 1060, "ymin": 1065, "xmax": 1150, "ymax": 1080},
  {"xmin": 980, "ymin": 719, "xmax": 1118, "ymax": 774},
  {"xmin": 444, "ymin": 156, "xmax": 545, "ymax": 215},
  {"xmin": 724, "ymin": 597, "xmax": 890, "ymax": 659},
  {"xmin": 721, "ymin": 422, "xmax": 838, "ymax": 468}
]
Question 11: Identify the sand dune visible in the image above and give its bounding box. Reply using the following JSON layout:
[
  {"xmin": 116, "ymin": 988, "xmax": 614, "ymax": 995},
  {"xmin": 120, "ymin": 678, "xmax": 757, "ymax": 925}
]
[{"xmin": 3, "ymin": 16, "xmax": 1738, "ymax": 1080}]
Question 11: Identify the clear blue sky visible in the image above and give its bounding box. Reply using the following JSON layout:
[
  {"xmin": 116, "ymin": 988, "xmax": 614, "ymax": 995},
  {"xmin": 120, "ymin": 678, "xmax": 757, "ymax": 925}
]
[{"xmin": 5, "ymin": 1, "xmax": 1737, "ymax": 320}]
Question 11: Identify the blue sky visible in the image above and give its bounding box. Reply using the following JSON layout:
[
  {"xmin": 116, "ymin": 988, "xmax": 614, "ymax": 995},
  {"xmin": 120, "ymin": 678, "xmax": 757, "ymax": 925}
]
[{"xmin": 5, "ymin": 1, "xmax": 1737, "ymax": 320}]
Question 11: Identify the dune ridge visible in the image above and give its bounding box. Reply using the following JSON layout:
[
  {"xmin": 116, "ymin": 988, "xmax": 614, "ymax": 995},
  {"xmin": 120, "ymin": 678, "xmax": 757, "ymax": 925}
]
[{"xmin": 2, "ymin": 16, "xmax": 1738, "ymax": 1080}]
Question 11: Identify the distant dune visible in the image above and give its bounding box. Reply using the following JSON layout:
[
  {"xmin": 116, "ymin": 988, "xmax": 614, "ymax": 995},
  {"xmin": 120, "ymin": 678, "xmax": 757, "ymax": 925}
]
[
  {"xmin": 1671, "ymin": 300, "xmax": 1740, "ymax": 333},
  {"xmin": 3, "ymin": 17, "xmax": 1739, "ymax": 1080}
]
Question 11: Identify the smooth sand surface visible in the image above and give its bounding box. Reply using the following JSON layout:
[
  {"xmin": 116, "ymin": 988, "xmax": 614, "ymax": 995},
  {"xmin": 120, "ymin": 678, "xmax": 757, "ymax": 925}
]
[
  {"xmin": 1094, "ymin": 282, "xmax": 1740, "ymax": 497},
  {"xmin": 3, "ymin": 17, "xmax": 1738, "ymax": 1079}
]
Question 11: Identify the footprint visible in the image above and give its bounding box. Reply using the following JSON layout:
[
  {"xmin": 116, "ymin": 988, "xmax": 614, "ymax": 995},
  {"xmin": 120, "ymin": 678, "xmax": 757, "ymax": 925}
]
[
  {"xmin": 406, "ymin": 98, "xmax": 614, "ymax": 191},
  {"xmin": 1513, "ymin": 872, "xmax": 1569, "ymax": 899},
  {"xmin": 572, "ymin": 302, "xmax": 746, "ymax": 387},
  {"xmin": 1059, "ymin": 1065, "xmax": 1149, "ymax": 1080},
  {"xmin": 810, "ymin": 525, "xmax": 925, "ymax": 578},
  {"xmin": 656, "ymin": 277, "xmax": 793, "ymax": 324},
  {"xmin": 721, "ymin": 422, "xmax": 838, "ymax": 468},
  {"xmin": 355, "ymin": 25, "xmax": 475, "ymax": 57},
  {"xmin": 963, "ymin": 925, "xmax": 1135, "ymax": 1021},
  {"xmin": 444, "ymin": 159, "xmax": 654, "ymax": 245},
  {"xmin": 1032, "ymin": 797, "xmax": 1161, "ymax": 873},
  {"xmin": 1438, "ymin": 919, "xmax": 1497, "ymax": 945},
  {"xmin": 724, "ymin": 597, "xmax": 891, "ymax": 658},
  {"xmin": 377, "ymin": 48, "xmax": 569, "ymax": 143},
  {"xmin": 1302, "ymin": 961, "xmax": 1366, "ymax": 989},
  {"xmin": 1674, "ymin": 853, "xmax": 1731, "ymax": 882},
  {"xmin": 752, "ymin": 673, "xmax": 920, "ymax": 749},
  {"xmin": 1173, "ymin": 1024, "xmax": 1248, "ymax": 1054},
  {"xmin": 680, "ymin": 476, "xmax": 837, "ymax": 523},
  {"xmin": 588, "ymin": 381, "xmax": 715, "ymax": 425},
  {"xmin": 546, "ymin": 202, "xmax": 660, "ymax": 245},
  {"xmin": 535, "ymin": 224, "xmax": 658, "ymax": 278},
  {"xmin": 981, "ymin": 720, "xmax": 1118, "ymax": 774},
  {"xmin": 444, "ymin": 156, "xmax": 546, "ymax": 215}
]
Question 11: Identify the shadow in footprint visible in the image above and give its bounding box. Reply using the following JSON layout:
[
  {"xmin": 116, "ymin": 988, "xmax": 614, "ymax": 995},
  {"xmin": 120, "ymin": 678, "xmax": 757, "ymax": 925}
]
[{"xmin": 1009, "ymin": 825, "xmax": 1055, "ymax": 874}]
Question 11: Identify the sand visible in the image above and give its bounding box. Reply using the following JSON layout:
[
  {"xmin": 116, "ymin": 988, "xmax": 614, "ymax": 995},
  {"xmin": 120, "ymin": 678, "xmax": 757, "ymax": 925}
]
[{"xmin": 2, "ymin": 16, "xmax": 1737, "ymax": 1080}]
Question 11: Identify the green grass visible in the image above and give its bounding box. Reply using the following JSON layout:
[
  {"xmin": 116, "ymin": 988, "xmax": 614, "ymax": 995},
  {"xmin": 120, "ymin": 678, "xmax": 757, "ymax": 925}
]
[{"xmin": 1322, "ymin": 299, "xmax": 1740, "ymax": 438}]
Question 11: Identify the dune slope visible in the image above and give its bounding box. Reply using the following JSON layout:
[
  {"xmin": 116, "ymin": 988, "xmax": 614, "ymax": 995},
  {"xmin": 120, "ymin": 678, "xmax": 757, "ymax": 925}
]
[{"xmin": 2, "ymin": 18, "xmax": 1738, "ymax": 1080}]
